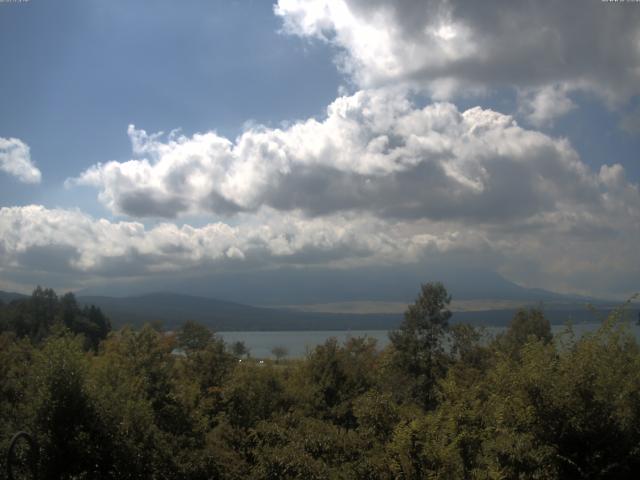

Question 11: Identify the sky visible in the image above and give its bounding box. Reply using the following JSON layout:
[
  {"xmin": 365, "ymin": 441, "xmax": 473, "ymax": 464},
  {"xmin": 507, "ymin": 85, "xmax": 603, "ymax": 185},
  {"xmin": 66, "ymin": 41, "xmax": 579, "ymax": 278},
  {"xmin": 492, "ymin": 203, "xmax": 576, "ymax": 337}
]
[{"xmin": 0, "ymin": 0, "xmax": 639, "ymax": 300}]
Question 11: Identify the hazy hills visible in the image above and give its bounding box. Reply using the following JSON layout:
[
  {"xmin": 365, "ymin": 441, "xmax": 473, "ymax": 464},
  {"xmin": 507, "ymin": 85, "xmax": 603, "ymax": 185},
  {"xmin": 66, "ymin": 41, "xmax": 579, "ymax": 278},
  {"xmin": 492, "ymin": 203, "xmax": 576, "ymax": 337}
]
[
  {"xmin": 3, "ymin": 288, "xmax": 634, "ymax": 332},
  {"xmin": 75, "ymin": 265, "xmax": 595, "ymax": 305},
  {"xmin": 0, "ymin": 290, "xmax": 27, "ymax": 303},
  {"xmin": 75, "ymin": 293, "xmax": 402, "ymax": 331},
  {"xmin": 79, "ymin": 293, "xmax": 635, "ymax": 331},
  {"xmin": 2, "ymin": 266, "xmax": 631, "ymax": 331}
]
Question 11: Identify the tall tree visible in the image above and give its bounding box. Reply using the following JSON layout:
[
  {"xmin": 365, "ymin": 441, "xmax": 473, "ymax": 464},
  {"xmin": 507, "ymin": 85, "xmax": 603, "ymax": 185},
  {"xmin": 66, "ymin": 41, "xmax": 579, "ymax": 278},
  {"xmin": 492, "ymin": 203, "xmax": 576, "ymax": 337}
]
[
  {"xmin": 231, "ymin": 340, "xmax": 249, "ymax": 358},
  {"xmin": 177, "ymin": 320, "xmax": 213, "ymax": 352},
  {"xmin": 29, "ymin": 286, "xmax": 58, "ymax": 341},
  {"xmin": 271, "ymin": 345, "xmax": 288, "ymax": 363},
  {"xmin": 389, "ymin": 282, "xmax": 451, "ymax": 409},
  {"xmin": 495, "ymin": 307, "xmax": 552, "ymax": 358}
]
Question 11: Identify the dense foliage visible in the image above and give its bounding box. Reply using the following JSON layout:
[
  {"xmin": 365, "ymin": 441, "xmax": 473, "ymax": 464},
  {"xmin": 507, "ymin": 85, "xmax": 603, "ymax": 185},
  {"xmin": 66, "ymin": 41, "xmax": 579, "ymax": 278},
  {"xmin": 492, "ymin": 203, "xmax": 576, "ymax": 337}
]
[
  {"xmin": 0, "ymin": 287, "xmax": 110, "ymax": 349},
  {"xmin": 1, "ymin": 284, "xmax": 639, "ymax": 479}
]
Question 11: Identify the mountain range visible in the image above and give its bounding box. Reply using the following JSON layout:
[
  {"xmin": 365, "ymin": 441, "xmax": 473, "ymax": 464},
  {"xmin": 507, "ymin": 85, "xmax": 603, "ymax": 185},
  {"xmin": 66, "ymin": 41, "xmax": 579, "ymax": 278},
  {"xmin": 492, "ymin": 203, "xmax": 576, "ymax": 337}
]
[
  {"xmin": 2, "ymin": 287, "xmax": 634, "ymax": 332},
  {"xmin": 75, "ymin": 264, "xmax": 597, "ymax": 305},
  {"xmin": 2, "ymin": 265, "xmax": 631, "ymax": 331}
]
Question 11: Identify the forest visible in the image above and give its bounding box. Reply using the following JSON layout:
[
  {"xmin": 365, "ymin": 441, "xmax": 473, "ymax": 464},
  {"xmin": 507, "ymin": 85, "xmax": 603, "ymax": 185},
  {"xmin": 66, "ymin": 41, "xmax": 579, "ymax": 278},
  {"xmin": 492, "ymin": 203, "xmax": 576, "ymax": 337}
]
[{"xmin": 1, "ymin": 284, "xmax": 639, "ymax": 479}]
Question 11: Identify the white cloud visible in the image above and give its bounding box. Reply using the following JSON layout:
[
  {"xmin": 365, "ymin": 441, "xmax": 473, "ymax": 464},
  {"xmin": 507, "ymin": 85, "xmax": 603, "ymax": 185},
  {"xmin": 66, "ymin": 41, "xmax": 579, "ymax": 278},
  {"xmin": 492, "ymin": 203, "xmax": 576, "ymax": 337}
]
[
  {"xmin": 0, "ymin": 205, "xmax": 471, "ymax": 291},
  {"xmin": 1, "ymin": 1, "xmax": 637, "ymax": 299},
  {"xmin": 275, "ymin": 0, "xmax": 640, "ymax": 119},
  {"xmin": 0, "ymin": 201, "xmax": 638, "ymax": 298},
  {"xmin": 59, "ymin": 84, "xmax": 640, "ymax": 296},
  {"xmin": 69, "ymin": 89, "xmax": 629, "ymax": 227},
  {"xmin": 518, "ymin": 85, "xmax": 576, "ymax": 127},
  {"xmin": 0, "ymin": 137, "xmax": 42, "ymax": 184}
]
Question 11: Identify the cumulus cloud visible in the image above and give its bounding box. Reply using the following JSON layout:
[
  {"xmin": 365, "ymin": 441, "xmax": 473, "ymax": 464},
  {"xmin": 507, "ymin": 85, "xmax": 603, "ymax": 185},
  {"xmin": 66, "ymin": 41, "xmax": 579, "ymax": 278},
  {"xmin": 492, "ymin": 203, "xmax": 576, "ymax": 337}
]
[
  {"xmin": 60, "ymin": 79, "xmax": 640, "ymax": 296},
  {"xmin": 1, "ymin": 202, "xmax": 638, "ymax": 297},
  {"xmin": 0, "ymin": 205, "xmax": 467, "ymax": 285},
  {"xmin": 0, "ymin": 137, "xmax": 42, "ymax": 184},
  {"xmin": 518, "ymin": 85, "xmax": 576, "ymax": 127},
  {"xmin": 1, "ymin": 2, "xmax": 636, "ymax": 300},
  {"xmin": 275, "ymin": 0, "xmax": 640, "ymax": 120},
  {"xmin": 69, "ymin": 89, "xmax": 633, "ymax": 227},
  {"xmin": 32, "ymin": 2, "xmax": 640, "ymax": 297}
]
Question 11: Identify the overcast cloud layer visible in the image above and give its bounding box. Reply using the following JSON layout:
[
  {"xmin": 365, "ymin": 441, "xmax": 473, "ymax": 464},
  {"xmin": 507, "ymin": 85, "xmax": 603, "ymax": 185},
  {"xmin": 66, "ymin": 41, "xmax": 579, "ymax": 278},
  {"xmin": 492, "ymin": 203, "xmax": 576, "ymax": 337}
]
[
  {"xmin": 1, "ymin": 185, "xmax": 638, "ymax": 297},
  {"xmin": 276, "ymin": 0, "xmax": 640, "ymax": 124}
]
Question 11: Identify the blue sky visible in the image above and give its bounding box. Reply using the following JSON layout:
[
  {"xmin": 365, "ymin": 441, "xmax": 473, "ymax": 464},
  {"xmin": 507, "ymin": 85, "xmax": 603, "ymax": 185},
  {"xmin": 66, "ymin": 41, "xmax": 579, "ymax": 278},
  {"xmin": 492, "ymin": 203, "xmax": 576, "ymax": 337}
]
[
  {"xmin": 1, "ymin": 0, "xmax": 639, "ymax": 299},
  {"xmin": 0, "ymin": 0, "xmax": 342, "ymax": 214}
]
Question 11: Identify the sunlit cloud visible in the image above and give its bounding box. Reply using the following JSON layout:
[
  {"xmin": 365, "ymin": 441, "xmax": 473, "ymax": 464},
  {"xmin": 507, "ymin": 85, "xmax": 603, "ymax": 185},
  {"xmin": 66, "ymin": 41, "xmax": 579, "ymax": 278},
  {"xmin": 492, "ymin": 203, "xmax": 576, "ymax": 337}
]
[
  {"xmin": 0, "ymin": 137, "xmax": 41, "ymax": 184},
  {"xmin": 276, "ymin": 0, "xmax": 640, "ymax": 121}
]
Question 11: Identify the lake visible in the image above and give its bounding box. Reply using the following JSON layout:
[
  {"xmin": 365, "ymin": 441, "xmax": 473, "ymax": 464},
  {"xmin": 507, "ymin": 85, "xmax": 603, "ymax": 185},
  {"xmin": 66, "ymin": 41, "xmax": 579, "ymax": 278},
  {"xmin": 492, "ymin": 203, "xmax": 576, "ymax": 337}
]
[{"xmin": 220, "ymin": 322, "xmax": 640, "ymax": 359}]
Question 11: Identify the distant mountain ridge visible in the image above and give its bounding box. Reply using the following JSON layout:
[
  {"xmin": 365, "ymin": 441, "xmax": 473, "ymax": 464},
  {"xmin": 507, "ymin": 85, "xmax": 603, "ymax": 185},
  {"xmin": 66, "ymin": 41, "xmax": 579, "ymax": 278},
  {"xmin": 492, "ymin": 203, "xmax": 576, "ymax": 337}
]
[
  {"xmin": 75, "ymin": 292, "xmax": 637, "ymax": 331},
  {"xmin": 0, "ymin": 290, "xmax": 27, "ymax": 303},
  {"xmin": 76, "ymin": 292, "xmax": 402, "ymax": 331},
  {"xmin": 75, "ymin": 265, "xmax": 600, "ymax": 305},
  {"xmin": 1, "ymin": 289, "xmax": 634, "ymax": 331}
]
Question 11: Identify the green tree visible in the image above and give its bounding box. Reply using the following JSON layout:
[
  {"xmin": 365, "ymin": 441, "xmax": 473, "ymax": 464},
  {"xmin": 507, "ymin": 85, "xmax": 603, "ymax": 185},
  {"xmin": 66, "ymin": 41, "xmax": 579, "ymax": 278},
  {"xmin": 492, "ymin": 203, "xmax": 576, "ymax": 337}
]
[
  {"xmin": 58, "ymin": 293, "xmax": 112, "ymax": 350},
  {"xmin": 221, "ymin": 363, "xmax": 290, "ymax": 429},
  {"xmin": 82, "ymin": 304, "xmax": 112, "ymax": 349},
  {"xmin": 29, "ymin": 286, "xmax": 58, "ymax": 341},
  {"xmin": 250, "ymin": 414, "xmax": 372, "ymax": 479},
  {"xmin": 31, "ymin": 333, "xmax": 111, "ymax": 478},
  {"xmin": 353, "ymin": 390, "xmax": 399, "ymax": 443},
  {"xmin": 495, "ymin": 307, "xmax": 552, "ymax": 358},
  {"xmin": 177, "ymin": 320, "xmax": 213, "ymax": 352},
  {"xmin": 271, "ymin": 345, "xmax": 288, "ymax": 363},
  {"xmin": 183, "ymin": 333, "xmax": 235, "ymax": 415},
  {"xmin": 230, "ymin": 340, "xmax": 249, "ymax": 358},
  {"xmin": 389, "ymin": 282, "xmax": 451, "ymax": 409},
  {"xmin": 0, "ymin": 333, "xmax": 35, "ymax": 475},
  {"xmin": 296, "ymin": 336, "xmax": 378, "ymax": 428},
  {"xmin": 1, "ymin": 289, "xmax": 111, "ymax": 348}
]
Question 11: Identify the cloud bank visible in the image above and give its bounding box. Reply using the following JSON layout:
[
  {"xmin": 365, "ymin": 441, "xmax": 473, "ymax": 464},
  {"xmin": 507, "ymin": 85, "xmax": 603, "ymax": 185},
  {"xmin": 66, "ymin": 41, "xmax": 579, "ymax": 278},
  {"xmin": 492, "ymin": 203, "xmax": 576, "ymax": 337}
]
[
  {"xmin": 60, "ymin": 87, "xmax": 640, "ymax": 296},
  {"xmin": 0, "ymin": 205, "xmax": 460, "ymax": 281},
  {"xmin": 70, "ymin": 90, "xmax": 636, "ymax": 226},
  {"xmin": 0, "ymin": 137, "xmax": 42, "ymax": 184},
  {"xmin": 1, "ymin": 197, "xmax": 638, "ymax": 297},
  {"xmin": 275, "ymin": 0, "xmax": 640, "ymax": 122}
]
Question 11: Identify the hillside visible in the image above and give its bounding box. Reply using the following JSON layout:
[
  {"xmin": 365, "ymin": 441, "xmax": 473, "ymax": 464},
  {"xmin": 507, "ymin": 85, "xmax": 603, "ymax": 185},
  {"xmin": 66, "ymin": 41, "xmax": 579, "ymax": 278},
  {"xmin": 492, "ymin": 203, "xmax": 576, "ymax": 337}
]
[
  {"xmin": 75, "ymin": 265, "xmax": 596, "ymax": 306},
  {"xmin": 2, "ymin": 289, "xmax": 633, "ymax": 331},
  {"xmin": 77, "ymin": 293, "xmax": 402, "ymax": 331},
  {"xmin": 0, "ymin": 290, "xmax": 27, "ymax": 303},
  {"xmin": 77, "ymin": 292, "xmax": 634, "ymax": 331}
]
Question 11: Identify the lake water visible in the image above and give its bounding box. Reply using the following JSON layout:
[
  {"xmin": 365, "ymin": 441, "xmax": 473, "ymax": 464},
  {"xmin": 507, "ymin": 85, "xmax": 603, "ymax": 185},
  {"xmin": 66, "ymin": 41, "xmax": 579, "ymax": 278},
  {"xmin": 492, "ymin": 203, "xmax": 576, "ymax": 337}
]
[
  {"xmin": 220, "ymin": 330, "xmax": 391, "ymax": 358},
  {"xmin": 220, "ymin": 322, "xmax": 640, "ymax": 359}
]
